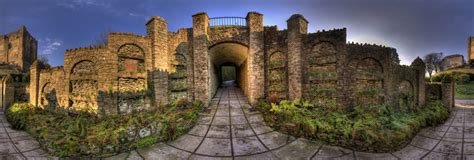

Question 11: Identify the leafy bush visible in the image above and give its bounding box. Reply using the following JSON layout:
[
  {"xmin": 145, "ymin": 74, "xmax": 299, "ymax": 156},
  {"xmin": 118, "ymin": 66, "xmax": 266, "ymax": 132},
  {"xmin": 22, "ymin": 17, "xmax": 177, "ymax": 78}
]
[
  {"xmin": 257, "ymin": 99, "xmax": 449, "ymax": 152},
  {"xmin": 6, "ymin": 100, "xmax": 203, "ymax": 158}
]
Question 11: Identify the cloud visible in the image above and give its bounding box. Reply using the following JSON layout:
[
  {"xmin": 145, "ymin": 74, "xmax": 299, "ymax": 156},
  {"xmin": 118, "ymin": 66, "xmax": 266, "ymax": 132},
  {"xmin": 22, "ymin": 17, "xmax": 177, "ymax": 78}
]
[
  {"xmin": 39, "ymin": 38, "xmax": 62, "ymax": 55},
  {"xmin": 57, "ymin": 0, "xmax": 111, "ymax": 9}
]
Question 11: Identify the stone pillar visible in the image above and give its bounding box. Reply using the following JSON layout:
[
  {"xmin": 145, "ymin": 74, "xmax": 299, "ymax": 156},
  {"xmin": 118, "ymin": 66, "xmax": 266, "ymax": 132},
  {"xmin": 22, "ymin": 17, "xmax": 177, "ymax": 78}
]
[
  {"xmin": 246, "ymin": 12, "xmax": 265, "ymax": 105},
  {"xmin": 192, "ymin": 12, "xmax": 210, "ymax": 105},
  {"xmin": 442, "ymin": 81, "xmax": 455, "ymax": 110},
  {"xmin": 146, "ymin": 16, "xmax": 169, "ymax": 106},
  {"xmin": 411, "ymin": 57, "xmax": 426, "ymax": 106},
  {"xmin": 287, "ymin": 14, "xmax": 308, "ymax": 100},
  {"xmin": 2, "ymin": 76, "xmax": 14, "ymax": 110},
  {"xmin": 29, "ymin": 60, "xmax": 40, "ymax": 107}
]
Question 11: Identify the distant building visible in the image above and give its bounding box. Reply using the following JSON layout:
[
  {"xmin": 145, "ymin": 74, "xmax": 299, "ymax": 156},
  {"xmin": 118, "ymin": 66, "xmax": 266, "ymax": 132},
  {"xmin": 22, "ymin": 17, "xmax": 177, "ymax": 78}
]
[{"xmin": 440, "ymin": 54, "xmax": 465, "ymax": 71}]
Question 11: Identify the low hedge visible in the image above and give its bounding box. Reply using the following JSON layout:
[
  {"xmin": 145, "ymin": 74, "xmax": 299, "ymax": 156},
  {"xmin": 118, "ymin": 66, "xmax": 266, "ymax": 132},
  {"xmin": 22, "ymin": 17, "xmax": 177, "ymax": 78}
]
[
  {"xmin": 257, "ymin": 99, "xmax": 449, "ymax": 152},
  {"xmin": 6, "ymin": 100, "xmax": 203, "ymax": 158}
]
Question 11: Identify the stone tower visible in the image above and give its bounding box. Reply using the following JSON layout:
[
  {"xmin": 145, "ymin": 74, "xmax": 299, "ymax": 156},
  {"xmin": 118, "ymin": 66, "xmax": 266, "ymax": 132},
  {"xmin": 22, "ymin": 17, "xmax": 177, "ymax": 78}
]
[
  {"xmin": 0, "ymin": 26, "xmax": 37, "ymax": 72},
  {"xmin": 469, "ymin": 36, "xmax": 474, "ymax": 64}
]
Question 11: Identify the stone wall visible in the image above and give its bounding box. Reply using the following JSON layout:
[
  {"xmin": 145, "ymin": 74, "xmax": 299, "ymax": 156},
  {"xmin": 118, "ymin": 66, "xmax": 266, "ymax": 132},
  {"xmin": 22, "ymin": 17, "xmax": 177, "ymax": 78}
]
[
  {"xmin": 264, "ymin": 26, "xmax": 288, "ymax": 100},
  {"xmin": 426, "ymin": 82, "xmax": 454, "ymax": 109},
  {"xmin": 303, "ymin": 29, "xmax": 346, "ymax": 108},
  {"xmin": 26, "ymin": 12, "xmax": 454, "ymax": 115}
]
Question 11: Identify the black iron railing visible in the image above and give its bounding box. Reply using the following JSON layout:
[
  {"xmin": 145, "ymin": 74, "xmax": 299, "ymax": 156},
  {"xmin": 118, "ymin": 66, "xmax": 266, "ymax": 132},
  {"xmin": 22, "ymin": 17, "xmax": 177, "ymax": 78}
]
[{"xmin": 209, "ymin": 17, "xmax": 247, "ymax": 27}]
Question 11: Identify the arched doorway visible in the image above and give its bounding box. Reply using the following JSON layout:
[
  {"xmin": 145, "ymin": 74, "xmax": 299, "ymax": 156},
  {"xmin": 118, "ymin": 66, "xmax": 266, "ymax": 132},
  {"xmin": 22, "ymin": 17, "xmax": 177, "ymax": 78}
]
[{"xmin": 209, "ymin": 42, "xmax": 249, "ymax": 97}]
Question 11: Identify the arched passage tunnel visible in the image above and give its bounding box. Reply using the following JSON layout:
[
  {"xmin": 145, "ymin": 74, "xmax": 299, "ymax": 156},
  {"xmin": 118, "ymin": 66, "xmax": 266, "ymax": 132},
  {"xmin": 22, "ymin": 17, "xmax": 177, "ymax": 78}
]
[{"xmin": 209, "ymin": 42, "xmax": 249, "ymax": 97}]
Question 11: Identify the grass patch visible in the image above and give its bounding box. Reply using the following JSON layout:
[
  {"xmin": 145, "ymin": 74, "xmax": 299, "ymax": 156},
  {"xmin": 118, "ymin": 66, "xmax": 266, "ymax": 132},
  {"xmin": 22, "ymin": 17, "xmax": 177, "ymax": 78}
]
[
  {"xmin": 6, "ymin": 100, "xmax": 203, "ymax": 158},
  {"xmin": 257, "ymin": 99, "xmax": 449, "ymax": 152},
  {"xmin": 456, "ymin": 82, "xmax": 474, "ymax": 99}
]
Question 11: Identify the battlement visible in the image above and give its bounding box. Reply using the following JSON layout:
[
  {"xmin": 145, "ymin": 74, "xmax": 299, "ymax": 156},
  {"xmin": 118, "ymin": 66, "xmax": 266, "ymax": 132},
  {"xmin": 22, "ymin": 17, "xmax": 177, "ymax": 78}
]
[
  {"xmin": 347, "ymin": 41, "xmax": 395, "ymax": 50},
  {"xmin": 109, "ymin": 32, "xmax": 146, "ymax": 38},
  {"xmin": 65, "ymin": 45, "xmax": 106, "ymax": 52},
  {"xmin": 314, "ymin": 27, "xmax": 347, "ymax": 34}
]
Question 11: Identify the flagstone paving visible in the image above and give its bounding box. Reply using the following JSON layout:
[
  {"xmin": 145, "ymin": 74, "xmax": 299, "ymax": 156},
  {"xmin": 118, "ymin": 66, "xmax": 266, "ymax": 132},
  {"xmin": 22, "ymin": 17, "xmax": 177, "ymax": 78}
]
[
  {"xmin": 105, "ymin": 85, "xmax": 474, "ymax": 159},
  {"xmin": 0, "ymin": 111, "xmax": 55, "ymax": 160},
  {"xmin": 2, "ymin": 85, "xmax": 474, "ymax": 159}
]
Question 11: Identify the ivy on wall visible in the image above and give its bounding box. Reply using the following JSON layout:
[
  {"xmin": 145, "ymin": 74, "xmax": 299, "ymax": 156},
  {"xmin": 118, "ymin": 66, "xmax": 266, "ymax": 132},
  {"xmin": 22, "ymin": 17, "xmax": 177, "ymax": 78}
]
[
  {"xmin": 170, "ymin": 54, "xmax": 188, "ymax": 101},
  {"xmin": 306, "ymin": 42, "xmax": 337, "ymax": 107},
  {"xmin": 354, "ymin": 58, "xmax": 384, "ymax": 105},
  {"xmin": 268, "ymin": 51, "xmax": 287, "ymax": 99},
  {"xmin": 399, "ymin": 80, "xmax": 414, "ymax": 111}
]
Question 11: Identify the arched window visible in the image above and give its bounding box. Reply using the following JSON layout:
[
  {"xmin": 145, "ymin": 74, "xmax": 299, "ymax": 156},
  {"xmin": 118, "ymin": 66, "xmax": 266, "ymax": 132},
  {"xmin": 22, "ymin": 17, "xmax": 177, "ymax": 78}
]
[{"xmin": 306, "ymin": 42, "xmax": 337, "ymax": 107}]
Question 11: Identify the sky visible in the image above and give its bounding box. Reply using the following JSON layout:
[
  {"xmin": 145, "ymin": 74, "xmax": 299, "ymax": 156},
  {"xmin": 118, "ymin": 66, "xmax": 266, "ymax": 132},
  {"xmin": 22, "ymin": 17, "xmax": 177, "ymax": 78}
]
[{"xmin": 1, "ymin": 0, "xmax": 473, "ymax": 66}]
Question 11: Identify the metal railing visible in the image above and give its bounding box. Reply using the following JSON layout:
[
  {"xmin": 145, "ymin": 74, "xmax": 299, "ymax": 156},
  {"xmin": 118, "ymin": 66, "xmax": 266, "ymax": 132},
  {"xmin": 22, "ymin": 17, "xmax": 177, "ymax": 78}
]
[{"xmin": 209, "ymin": 17, "xmax": 247, "ymax": 27}]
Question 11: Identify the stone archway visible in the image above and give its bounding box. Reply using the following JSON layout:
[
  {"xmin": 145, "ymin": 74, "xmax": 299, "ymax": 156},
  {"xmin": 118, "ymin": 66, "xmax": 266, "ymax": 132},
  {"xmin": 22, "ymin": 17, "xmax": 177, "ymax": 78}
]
[
  {"xmin": 40, "ymin": 82, "xmax": 58, "ymax": 108},
  {"xmin": 69, "ymin": 60, "xmax": 98, "ymax": 111},
  {"xmin": 209, "ymin": 42, "xmax": 249, "ymax": 97}
]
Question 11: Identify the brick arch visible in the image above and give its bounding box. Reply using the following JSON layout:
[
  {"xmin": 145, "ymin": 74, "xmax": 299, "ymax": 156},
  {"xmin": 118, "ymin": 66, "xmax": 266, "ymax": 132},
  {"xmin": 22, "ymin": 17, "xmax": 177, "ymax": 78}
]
[
  {"xmin": 208, "ymin": 40, "xmax": 249, "ymax": 49},
  {"xmin": 268, "ymin": 51, "xmax": 288, "ymax": 99},
  {"xmin": 70, "ymin": 60, "xmax": 97, "ymax": 77},
  {"xmin": 304, "ymin": 41, "xmax": 337, "ymax": 106},
  {"xmin": 353, "ymin": 57, "xmax": 384, "ymax": 105},
  {"xmin": 169, "ymin": 53, "xmax": 188, "ymax": 100}
]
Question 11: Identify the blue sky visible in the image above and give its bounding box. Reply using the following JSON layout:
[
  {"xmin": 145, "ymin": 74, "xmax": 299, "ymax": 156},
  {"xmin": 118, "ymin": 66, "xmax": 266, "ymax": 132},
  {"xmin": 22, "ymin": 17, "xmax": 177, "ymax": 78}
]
[{"xmin": 1, "ymin": 0, "xmax": 473, "ymax": 66}]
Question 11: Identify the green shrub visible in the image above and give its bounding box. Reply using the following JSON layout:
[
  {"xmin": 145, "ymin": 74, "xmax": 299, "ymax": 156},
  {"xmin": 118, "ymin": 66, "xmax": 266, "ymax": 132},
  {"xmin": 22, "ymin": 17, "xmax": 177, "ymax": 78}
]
[
  {"xmin": 257, "ymin": 99, "xmax": 449, "ymax": 152},
  {"xmin": 5, "ymin": 100, "xmax": 203, "ymax": 158}
]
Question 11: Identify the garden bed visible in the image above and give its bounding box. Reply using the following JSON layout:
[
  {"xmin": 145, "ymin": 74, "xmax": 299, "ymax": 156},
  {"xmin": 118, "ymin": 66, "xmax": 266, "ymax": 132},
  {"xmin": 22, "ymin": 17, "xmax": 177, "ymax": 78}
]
[
  {"xmin": 257, "ymin": 99, "xmax": 449, "ymax": 152},
  {"xmin": 6, "ymin": 100, "xmax": 203, "ymax": 158}
]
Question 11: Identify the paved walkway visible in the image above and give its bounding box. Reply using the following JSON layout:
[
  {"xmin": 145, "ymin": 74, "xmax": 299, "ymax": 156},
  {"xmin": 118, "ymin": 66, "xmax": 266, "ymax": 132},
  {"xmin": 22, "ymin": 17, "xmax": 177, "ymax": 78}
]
[
  {"xmin": 107, "ymin": 86, "xmax": 474, "ymax": 160},
  {"xmin": 2, "ymin": 85, "xmax": 474, "ymax": 159},
  {"xmin": 0, "ymin": 111, "xmax": 54, "ymax": 160}
]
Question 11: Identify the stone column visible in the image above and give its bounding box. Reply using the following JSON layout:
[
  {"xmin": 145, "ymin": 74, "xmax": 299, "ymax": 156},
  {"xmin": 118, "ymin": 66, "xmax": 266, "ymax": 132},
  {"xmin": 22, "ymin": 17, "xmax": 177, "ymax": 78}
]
[
  {"xmin": 411, "ymin": 57, "xmax": 426, "ymax": 106},
  {"xmin": 246, "ymin": 12, "xmax": 265, "ymax": 105},
  {"xmin": 192, "ymin": 12, "xmax": 210, "ymax": 105},
  {"xmin": 29, "ymin": 60, "xmax": 40, "ymax": 107},
  {"xmin": 287, "ymin": 14, "xmax": 308, "ymax": 100},
  {"xmin": 146, "ymin": 16, "xmax": 169, "ymax": 107},
  {"xmin": 442, "ymin": 81, "xmax": 455, "ymax": 110}
]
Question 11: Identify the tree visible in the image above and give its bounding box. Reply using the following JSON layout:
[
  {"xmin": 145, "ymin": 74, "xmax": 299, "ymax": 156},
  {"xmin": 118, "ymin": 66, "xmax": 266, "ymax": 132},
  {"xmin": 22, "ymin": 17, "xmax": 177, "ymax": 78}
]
[
  {"xmin": 424, "ymin": 52, "xmax": 443, "ymax": 81},
  {"xmin": 93, "ymin": 28, "xmax": 112, "ymax": 47},
  {"xmin": 38, "ymin": 54, "xmax": 51, "ymax": 69}
]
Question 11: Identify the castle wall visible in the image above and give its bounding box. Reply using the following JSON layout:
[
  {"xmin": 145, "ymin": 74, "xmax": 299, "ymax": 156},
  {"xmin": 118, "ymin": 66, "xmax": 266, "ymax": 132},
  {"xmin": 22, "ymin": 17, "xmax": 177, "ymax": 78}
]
[
  {"xmin": 264, "ymin": 26, "xmax": 288, "ymax": 100},
  {"xmin": 168, "ymin": 29, "xmax": 193, "ymax": 101},
  {"xmin": 303, "ymin": 29, "xmax": 347, "ymax": 108},
  {"xmin": 25, "ymin": 12, "xmax": 453, "ymax": 115}
]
